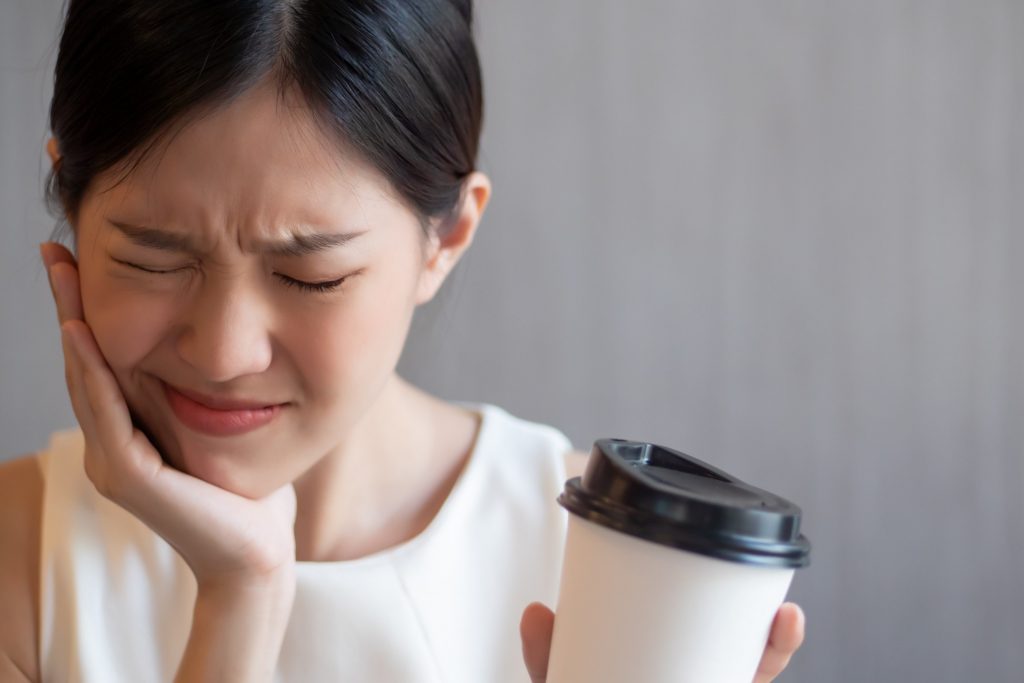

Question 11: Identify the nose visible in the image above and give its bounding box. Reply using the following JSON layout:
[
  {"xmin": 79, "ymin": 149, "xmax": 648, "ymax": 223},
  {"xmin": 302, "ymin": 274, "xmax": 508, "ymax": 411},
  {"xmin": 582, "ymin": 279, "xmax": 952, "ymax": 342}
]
[{"xmin": 175, "ymin": 279, "xmax": 274, "ymax": 383}]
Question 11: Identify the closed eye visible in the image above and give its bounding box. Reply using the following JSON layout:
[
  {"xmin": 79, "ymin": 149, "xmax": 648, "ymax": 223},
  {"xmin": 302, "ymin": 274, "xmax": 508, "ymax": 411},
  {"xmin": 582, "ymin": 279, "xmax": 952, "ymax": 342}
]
[
  {"xmin": 114, "ymin": 256, "xmax": 357, "ymax": 294},
  {"xmin": 275, "ymin": 272, "xmax": 355, "ymax": 293},
  {"xmin": 113, "ymin": 257, "xmax": 189, "ymax": 274}
]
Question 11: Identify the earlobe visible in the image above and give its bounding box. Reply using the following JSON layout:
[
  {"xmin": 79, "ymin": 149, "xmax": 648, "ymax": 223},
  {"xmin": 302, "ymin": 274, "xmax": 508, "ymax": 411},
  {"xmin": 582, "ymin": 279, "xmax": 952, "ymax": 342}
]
[
  {"xmin": 413, "ymin": 172, "xmax": 491, "ymax": 305},
  {"xmin": 46, "ymin": 137, "xmax": 60, "ymax": 167},
  {"xmin": 427, "ymin": 172, "xmax": 490, "ymax": 271},
  {"xmin": 45, "ymin": 136, "xmax": 77, "ymax": 229}
]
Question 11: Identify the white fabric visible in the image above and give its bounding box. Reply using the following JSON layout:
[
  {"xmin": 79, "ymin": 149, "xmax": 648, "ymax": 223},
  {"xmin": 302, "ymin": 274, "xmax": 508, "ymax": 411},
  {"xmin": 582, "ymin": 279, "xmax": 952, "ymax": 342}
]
[{"xmin": 37, "ymin": 402, "xmax": 585, "ymax": 682}]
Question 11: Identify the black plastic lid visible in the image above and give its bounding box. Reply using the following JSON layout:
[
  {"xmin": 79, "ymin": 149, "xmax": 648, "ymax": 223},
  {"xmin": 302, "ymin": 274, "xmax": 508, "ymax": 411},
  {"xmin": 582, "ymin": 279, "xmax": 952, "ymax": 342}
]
[{"xmin": 558, "ymin": 439, "xmax": 811, "ymax": 568}]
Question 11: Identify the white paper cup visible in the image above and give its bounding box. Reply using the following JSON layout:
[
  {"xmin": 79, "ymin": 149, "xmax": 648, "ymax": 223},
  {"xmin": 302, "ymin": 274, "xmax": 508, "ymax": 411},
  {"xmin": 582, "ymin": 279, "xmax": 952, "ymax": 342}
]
[{"xmin": 547, "ymin": 440, "xmax": 809, "ymax": 683}]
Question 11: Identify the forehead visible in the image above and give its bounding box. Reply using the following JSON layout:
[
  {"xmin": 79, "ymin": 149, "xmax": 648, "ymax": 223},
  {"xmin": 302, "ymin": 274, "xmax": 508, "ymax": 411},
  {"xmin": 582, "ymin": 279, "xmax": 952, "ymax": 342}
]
[{"xmin": 87, "ymin": 79, "xmax": 407, "ymax": 237}]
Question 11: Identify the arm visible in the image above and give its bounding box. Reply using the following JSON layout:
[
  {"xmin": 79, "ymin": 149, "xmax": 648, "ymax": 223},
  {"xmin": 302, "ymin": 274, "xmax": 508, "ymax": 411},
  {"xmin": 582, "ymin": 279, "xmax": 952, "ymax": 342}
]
[
  {"xmin": 44, "ymin": 235, "xmax": 300, "ymax": 680},
  {"xmin": 0, "ymin": 655, "xmax": 34, "ymax": 683},
  {"xmin": 0, "ymin": 455, "xmax": 44, "ymax": 683},
  {"xmin": 0, "ymin": 451, "xmax": 298, "ymax": 683},
  {"xmin": 174, "ymin": 572, "xmax": 295, "ymax": 683}
]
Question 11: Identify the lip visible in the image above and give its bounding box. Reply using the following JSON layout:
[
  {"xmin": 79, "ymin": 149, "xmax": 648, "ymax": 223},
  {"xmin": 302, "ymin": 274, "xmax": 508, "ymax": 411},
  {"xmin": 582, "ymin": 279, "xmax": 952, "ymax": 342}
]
[{"xmin": 162, "ymin": 382, "xmax": 286, "ymax": 437}]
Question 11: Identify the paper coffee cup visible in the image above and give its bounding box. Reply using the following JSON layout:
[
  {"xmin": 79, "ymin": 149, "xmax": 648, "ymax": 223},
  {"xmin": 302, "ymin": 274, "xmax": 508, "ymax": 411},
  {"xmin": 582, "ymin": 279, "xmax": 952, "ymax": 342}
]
[{"xmin": 547, "ymin": 439, "xmax": 810, "ymax": 683}]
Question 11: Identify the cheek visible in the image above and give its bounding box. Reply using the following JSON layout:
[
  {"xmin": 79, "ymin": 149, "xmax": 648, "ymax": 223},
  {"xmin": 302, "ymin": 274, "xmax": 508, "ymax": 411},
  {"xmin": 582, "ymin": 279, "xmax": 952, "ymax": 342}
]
[
  {"xmin": 80, "ymin": 268, "xmax": 175, "ymax": 372},
  {"xmin": 288, "ymin": 274, "xmax": 417, "ymax": 400}
]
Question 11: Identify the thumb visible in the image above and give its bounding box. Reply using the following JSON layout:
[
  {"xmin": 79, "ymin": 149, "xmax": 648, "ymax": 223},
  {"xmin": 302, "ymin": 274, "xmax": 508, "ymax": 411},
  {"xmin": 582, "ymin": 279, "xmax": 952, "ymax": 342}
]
[{"xmin": 520, "ymin": 602, "xmax": 555, "ymax": 683}]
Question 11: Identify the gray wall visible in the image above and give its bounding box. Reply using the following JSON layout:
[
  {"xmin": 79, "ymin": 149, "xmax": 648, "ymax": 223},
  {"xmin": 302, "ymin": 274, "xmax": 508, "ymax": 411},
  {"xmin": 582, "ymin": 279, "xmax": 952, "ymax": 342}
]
[{"xmin": 2, "ymin": 2, "xmax": 1021, "ymax": 682}]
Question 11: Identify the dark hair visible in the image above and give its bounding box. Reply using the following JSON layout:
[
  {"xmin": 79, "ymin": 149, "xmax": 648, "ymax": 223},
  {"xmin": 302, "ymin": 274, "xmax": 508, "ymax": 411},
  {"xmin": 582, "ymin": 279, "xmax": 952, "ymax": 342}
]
[{"xmin": 46, "ymin": 0, "xmax": 482, "ymax": 236}]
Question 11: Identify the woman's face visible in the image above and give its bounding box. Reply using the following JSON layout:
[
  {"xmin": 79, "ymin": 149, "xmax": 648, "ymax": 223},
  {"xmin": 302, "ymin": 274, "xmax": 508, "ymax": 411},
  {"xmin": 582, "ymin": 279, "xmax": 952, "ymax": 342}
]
[{"xmin": 67, "ymin": 81, "xmax": 459, "ymax": 498}]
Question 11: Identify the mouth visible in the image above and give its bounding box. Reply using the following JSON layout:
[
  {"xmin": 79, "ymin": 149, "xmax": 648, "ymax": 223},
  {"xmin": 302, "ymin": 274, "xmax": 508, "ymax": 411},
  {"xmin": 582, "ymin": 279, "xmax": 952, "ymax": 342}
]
[{"xmin": 162, "ymin": 381, "xmax": 287, "ymax": 437}]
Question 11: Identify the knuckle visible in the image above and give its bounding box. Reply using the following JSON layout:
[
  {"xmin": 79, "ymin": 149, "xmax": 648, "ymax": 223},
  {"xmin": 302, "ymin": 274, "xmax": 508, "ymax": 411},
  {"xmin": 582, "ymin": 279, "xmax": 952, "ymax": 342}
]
[{"xmin": 124, "ymin": 442, "xmax": 158, "ymax": 483}]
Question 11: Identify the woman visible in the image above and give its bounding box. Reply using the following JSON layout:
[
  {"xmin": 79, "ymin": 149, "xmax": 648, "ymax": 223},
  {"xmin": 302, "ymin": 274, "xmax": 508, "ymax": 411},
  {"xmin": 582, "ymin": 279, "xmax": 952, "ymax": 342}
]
[{"xmin": 0, "ymin": 1, "xmax": 805, "ymax": 680}]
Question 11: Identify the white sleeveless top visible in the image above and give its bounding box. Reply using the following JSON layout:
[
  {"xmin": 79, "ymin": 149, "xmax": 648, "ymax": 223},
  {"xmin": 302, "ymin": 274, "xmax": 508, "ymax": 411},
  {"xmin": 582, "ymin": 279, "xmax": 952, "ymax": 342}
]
[{"xmin": 36, "ymin": 402, "xmax": 584, "ymax": 682}]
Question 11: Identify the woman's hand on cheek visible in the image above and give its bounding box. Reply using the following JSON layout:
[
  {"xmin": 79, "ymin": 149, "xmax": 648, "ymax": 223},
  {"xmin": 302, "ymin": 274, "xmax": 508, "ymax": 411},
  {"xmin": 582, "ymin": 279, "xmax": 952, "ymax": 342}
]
[
  {"xmin": 40, "ymin": 241, "xmax": 298, "ymax": 590},
  {"xmin": 518, "ymin": 601, "xmax": 806, "ymax": 683}
]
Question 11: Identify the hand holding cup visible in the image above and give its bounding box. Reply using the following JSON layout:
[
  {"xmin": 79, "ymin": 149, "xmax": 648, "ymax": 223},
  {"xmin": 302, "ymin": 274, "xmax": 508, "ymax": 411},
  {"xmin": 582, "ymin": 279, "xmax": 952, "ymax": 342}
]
[
  {"xmin": 519, "ymin": 600, "xmax": 805, "ymax": 683},
  {"xmin": 535, "ymin": 439, "xmax": 811, "ymax": 683}
]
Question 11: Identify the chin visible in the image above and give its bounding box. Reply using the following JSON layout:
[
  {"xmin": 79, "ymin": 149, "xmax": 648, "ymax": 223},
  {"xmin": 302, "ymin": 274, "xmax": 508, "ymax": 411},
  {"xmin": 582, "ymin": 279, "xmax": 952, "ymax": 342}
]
[
  {"xmin": 140, "ymin": 421, "xmax": 284, "ymax": 499},
  {"xmin": 174, "ymin": 443, "xmax": 284, "ymax": 500}
]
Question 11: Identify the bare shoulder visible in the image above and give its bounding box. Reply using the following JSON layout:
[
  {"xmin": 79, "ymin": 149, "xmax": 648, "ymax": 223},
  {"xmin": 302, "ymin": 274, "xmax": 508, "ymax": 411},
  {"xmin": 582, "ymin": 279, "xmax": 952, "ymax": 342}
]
[{"xmin": 0, "ymin": 454, "xmax": 43, "ymax": 682}]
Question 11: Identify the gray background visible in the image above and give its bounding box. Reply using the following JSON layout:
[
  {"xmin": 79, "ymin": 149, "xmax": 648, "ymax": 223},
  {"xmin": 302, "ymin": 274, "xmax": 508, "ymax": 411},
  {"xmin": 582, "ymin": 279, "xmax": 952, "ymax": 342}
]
[{"xmin": 2, "ymin": 1, "xmax": 1021, "ymax": 681}]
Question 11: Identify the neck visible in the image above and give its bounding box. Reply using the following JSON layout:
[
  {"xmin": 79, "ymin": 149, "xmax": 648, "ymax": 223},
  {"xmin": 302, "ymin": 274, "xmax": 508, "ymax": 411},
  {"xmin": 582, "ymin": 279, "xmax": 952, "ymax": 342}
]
[{"xmin": 290, "ymin": 375, "xmax": 479, "ymax": 563}]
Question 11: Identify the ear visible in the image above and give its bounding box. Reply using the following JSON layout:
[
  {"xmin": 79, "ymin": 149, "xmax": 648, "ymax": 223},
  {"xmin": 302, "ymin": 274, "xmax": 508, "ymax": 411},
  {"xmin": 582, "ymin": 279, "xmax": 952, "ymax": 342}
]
[
  {"xmin": 46, "ymin": 137, "xmax": 60, "ymax": 167},
  {"xmin": 415, "ymin": 171, "xmax": 491, "ymax": 305},
  {"xmin": 46, "ymin": 136, "xmax": 76, "ymax": 229}
]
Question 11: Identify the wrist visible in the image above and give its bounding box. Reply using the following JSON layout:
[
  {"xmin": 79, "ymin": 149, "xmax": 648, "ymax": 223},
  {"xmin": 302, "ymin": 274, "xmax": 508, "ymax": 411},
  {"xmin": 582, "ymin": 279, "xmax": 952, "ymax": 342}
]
[
  {"xmin": 176, "ymin": 569, "xmax": 296, "ymax": 682},
  {"xmin": 196, "ymin": 564, "xmax": 297, "ymax": 610}
]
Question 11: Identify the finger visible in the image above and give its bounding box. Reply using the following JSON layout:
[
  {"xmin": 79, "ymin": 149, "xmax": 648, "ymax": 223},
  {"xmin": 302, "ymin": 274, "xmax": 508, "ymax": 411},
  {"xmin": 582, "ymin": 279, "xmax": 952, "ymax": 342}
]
[
  {"xmin": 40, "ymin": 241, "xmax": 77, "ymax": 269},
  {"xmin": 44, "ymin": 246, "xmax": 93, "ymax": 438},
  {"xmin": 42, "ymin": 244, "xmax": 89, "ymax": 435},
  {"xmin": 753, "ymin": 603, "xmax": 805, "ymax": 683},
  {"xmin": 48, "ymin": 261, "xmax": 84, "ymax": 324},
  {"xmin": 63, "ymin": 320, "xmax": 165, "ymax": 510},
  {"xmin": 768, "ymin": 603, "xmax": 805, "ymax": 653},
  {"xmin": 61, "ymin": 322, "xmax": 115, "ymax": 491},
  {"xmin": 41, "ymin": 242, "xmax": 79, "ymax": 317},
  {"xmin": 58, "ymin": 319, "xmax": 88, "ymax": 420},
  {"xmin": 61, "ymin": 320, "xmax": 166, "ymax": 502},
  {"xmin": 60, "ymin": 323, "xmax": 105, "ymax": 449},
  {"xmin": 63, "ymin": 320, "xmax": 135, "ymax": 453},
  {"xmin": 520, "ymin": 602, "xmax": 555, "ymax": 683}
]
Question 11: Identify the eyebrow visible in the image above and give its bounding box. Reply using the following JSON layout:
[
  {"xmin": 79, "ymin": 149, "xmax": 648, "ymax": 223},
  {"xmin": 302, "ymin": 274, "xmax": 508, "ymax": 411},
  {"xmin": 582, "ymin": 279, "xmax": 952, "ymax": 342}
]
[{"xmin": 108, "ymin": 220, "xmax": 367, "ymax": 256}]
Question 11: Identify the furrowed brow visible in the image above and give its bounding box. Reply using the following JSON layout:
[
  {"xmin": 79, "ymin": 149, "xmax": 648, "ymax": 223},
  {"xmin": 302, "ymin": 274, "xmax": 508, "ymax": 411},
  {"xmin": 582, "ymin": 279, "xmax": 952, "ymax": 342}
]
[
  {"xmin": 259, "ymin": 231, "xmax": 368, "ymax": 257},
  {"xmin": 109, "ymin": 221, "xmax": 198, "ymax": 253},
  {"xmin": 108, "ymin": 220, "xmax": 367, "ymax": 256}
]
